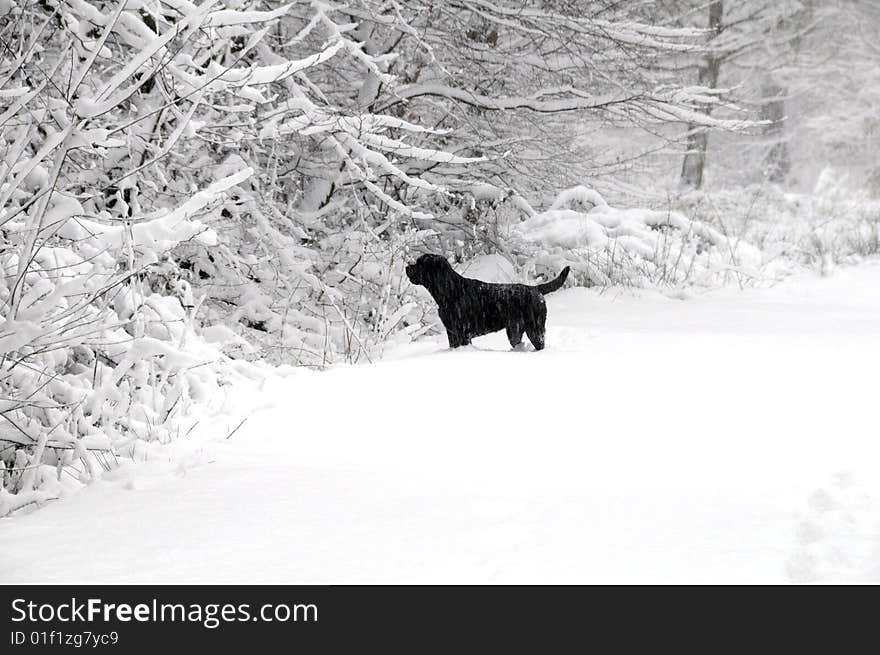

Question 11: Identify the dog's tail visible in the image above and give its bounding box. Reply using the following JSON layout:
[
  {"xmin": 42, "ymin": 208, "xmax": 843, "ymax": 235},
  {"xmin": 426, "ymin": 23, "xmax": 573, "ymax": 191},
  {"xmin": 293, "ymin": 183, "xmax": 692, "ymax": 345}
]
[{"xmin": 536, "ymin": 266, "xmax": 570, "ymax": 295}]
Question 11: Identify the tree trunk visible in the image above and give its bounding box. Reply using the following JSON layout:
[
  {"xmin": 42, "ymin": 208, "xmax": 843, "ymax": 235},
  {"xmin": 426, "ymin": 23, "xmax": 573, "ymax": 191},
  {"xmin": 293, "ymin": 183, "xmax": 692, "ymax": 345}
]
[
  {"xmin": 680, "ymin": 1, "xmax": 723, "ymax": 189},
  {"xmin": 760, "ymin": 76, "xmax": 790, "ymax": 183}
]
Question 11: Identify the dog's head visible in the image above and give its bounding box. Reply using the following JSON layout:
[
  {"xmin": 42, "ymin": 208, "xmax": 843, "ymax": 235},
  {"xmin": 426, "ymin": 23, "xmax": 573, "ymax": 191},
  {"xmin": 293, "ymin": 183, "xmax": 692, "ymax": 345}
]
[{"xmin": 405, "ymin": 253, "xmax": 454, "ymax": 288}]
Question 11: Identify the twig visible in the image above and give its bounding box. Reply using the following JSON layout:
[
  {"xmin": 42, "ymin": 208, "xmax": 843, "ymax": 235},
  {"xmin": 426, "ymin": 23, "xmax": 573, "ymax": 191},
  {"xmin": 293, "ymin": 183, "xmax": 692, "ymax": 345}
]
[{"xmin": 224, "ymin": 417, "xmax": 247, "ymax": 440}]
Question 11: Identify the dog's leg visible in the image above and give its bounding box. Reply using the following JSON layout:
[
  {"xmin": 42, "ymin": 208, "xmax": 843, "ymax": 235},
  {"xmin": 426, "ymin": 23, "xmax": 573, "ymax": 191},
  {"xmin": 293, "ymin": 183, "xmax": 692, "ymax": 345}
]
[
  {"xmin": 506, "ymin": 323, "xmax": 524, "ymax": 349},
  {"xmin": 526, "ymin": 326, "xmax": 545, "ymax": 351},
  {"xmin": 525, "ymin": 304, "xmax": 547, "ymax": 351},
  {"xmin": 447, "ymin": 330, "xmax": 467, "ymax": 348}
]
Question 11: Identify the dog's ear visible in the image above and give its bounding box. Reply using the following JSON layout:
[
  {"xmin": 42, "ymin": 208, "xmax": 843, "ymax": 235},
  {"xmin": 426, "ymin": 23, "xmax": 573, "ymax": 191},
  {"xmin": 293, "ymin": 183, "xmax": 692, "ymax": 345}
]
[
  {"xmin": 418, "ymin": 255, "xmax": 441, "ymax": 282},
  {"xmin": 420, "ymin": 255, "xmax": 458, "ymax": 302}
]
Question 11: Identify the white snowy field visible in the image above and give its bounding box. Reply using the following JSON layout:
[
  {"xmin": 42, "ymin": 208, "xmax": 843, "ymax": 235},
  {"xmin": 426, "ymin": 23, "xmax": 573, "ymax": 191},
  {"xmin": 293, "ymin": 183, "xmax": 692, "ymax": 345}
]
[{"xmin": 2, "ymin": 263, "xmax": 880, "ymax": 584}]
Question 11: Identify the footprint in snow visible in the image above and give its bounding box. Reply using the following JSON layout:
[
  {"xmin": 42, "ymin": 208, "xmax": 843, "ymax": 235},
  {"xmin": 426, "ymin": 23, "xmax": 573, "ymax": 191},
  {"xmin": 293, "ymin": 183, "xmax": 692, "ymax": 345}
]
[{"xmin": 785, "ymin": 472, "xmax": 880, "ymax": 583}]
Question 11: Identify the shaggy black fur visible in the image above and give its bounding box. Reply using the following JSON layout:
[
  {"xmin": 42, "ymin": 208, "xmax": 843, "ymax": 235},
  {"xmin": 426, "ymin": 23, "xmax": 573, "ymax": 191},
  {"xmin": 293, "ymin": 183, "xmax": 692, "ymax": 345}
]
[{"xmin": 405, "ymin": 254, "xmax": 570, "ymax": 350}]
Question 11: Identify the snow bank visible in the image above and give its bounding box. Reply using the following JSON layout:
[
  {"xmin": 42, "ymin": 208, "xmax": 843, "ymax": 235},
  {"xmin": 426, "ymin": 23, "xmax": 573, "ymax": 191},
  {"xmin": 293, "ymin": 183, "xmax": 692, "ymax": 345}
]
[{"xmin": 457, "ymin": 253, "xmax": 518, "ymax": 283}]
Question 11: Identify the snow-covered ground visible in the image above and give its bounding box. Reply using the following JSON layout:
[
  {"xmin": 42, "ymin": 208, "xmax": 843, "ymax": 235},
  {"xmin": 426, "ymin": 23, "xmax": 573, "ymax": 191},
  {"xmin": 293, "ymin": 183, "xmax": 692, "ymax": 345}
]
[{"xmin": 2, "ymin": 263, "xmax": 880, "ymax": 584}]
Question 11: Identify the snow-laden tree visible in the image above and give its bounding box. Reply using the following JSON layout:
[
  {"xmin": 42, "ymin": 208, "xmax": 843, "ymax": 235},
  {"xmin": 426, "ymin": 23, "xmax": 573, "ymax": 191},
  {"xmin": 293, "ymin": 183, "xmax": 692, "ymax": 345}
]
[
  {"xmin": 779, "ymin": 0, "xmax": 880, "ymax": 193},
  {"xmin": 666, "ymin": 0, "xmax": 820, "ymax": 188},
  {"xmin": 341, "ymin": 0, "xmax": 758, "ymax": 201},
  {"xmin": 665, "ymin": 0, "xmax": 880, "ymax": 192}
]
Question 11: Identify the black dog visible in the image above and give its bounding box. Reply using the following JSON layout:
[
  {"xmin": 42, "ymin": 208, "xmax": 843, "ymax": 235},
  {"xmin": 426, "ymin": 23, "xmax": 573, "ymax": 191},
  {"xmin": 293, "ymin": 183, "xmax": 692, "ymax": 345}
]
[{"xmin": 405, "ymin": 254, "xmax": 570, "ymax": 350}]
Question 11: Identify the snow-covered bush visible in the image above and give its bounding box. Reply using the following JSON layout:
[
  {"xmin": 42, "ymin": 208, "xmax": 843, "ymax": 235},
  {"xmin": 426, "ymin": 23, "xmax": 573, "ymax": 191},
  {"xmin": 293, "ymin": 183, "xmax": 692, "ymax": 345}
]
[
  {"xmin": 675, "ymin": 171, "xmax": 880, "ymax": 277},
  {"xmin": 0, "ymin": 0, "xmax": 511, "ymax": 511},
  {"xmin": 0, "ymin": 0, "xmax": 466, "ymax": 512},
  {"xmin": 0, "ymin": 165, "xmax": 237, "ymax": 515},
  {"xmin": 510, "ymin": 186, "xmax": 769, "ymax": 288}
]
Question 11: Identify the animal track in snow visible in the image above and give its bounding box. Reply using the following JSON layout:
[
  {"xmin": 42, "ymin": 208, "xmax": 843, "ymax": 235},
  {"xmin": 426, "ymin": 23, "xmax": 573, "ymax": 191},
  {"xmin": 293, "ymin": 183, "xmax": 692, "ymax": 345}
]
[{"xmin": 786, "ymin": 472, "xmax": 880, "ymax": 583}]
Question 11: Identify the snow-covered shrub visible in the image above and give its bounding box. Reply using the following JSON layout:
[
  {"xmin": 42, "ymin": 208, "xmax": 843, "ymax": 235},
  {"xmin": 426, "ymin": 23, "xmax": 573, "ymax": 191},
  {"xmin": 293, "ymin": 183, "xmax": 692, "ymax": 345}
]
[
  {"xmin": 180, "ymin": 206, "xmax": 434, "ymax": 366},
  {"xmin": 0, "ymin": 0, "xmax": 506, "ymax": 512},
  {"xmin": 0, "ymin": 169, "xmax": 239, "ymax": 515},
  {"xmin": 675, "ymin": 171, "xmax": 880, "ymax": 277},
  {"xmin": 3, "ymin": 0, "xmax": 476, "ymax": 512},
  {"xmin": 510, "ymin": 186, "xmax": 768, "ymax": 287}
]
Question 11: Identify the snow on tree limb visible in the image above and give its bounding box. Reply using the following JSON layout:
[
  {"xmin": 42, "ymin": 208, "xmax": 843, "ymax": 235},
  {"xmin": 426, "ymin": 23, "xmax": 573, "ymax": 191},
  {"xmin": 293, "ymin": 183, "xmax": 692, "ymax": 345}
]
[
  {"xmin": 201, "ymin": 3, "xmax": 294, "ymax": 27},
  {"xmin": 384, "ymin": 83, "xmax": 756, "ymax": 131},
  {"xmin": 385, "ymin": 84, "xmax": 636, "ymax": 114}
]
